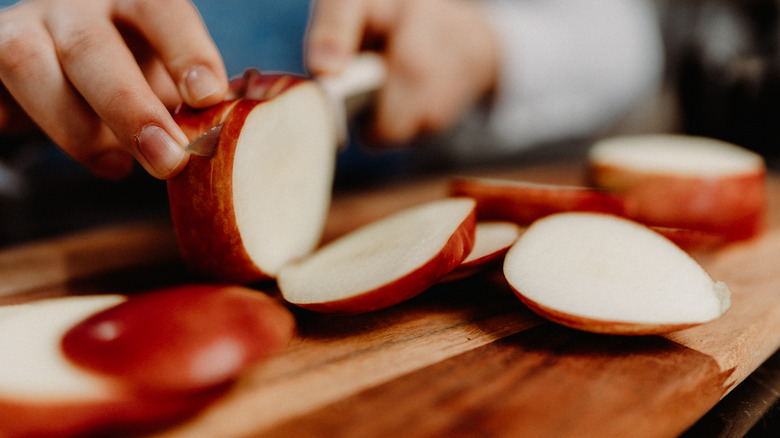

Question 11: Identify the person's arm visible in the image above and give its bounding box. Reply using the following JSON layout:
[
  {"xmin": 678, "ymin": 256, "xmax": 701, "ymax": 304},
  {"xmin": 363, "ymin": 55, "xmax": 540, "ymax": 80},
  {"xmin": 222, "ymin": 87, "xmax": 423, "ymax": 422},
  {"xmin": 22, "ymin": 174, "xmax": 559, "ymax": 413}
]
[{"xmin": 0, "ymin": 0, "xmax": 229, "ymax": 180}]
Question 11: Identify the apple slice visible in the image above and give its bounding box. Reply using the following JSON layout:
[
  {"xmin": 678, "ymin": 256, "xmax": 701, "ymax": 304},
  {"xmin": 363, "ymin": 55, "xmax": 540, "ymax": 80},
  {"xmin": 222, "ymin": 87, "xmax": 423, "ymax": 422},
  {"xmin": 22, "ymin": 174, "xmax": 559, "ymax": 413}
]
[
  {"xmin": 168, "ymin": 83, "xmax": 338, "ymax": 283},
  {"xmin": 449, "ymin": 177, "xmax": 626, "ymax": 225},
  {"xmin": 62, "ymin": 284, "xmax": 295, "ymax": 394},
  {"xmin": 588, "ymin": 134, "xmax": 767, "ymax": 241},
  {"xmin": 277, "ymin": 198, "xmax": 477, "ymax": 313},
  {"xmin": 503, "ymin": 212, "xmax": 731, "ymax": 335},
  {"xmin": 173, "ymin": 99, "xmax": 241, "ymax": 142},
  {"xmin": 442, "ymin": 221, "xmax": 524, "ymax": 281},
  {"xmin": 0, "ymin": 295, "xmax": 220, "ymax": 438}
]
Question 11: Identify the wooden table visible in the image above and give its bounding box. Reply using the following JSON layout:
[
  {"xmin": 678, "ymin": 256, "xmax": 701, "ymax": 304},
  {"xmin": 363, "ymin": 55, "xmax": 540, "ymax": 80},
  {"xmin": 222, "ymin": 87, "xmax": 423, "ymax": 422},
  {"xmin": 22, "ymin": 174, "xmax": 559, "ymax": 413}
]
[{"xmin": 1, "ymin": 160, "xmax": 779, "ymax": 437}]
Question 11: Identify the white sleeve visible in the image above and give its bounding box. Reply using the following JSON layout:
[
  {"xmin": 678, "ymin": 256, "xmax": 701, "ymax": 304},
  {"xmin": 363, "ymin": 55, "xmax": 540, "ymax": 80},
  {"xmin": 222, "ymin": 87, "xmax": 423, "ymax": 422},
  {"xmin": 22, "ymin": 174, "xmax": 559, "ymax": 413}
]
[{"xmin": 435, "ymin": 0, "xmax": 664, "ymax": 160}]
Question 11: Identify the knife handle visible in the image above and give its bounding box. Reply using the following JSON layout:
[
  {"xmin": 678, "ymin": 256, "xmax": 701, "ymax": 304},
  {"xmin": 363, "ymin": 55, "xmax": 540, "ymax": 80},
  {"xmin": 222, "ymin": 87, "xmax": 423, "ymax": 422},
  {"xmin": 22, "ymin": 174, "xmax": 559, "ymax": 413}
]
[{"xmin": 317, "ymin": 53, "xmax": 387, "ymax": 144}]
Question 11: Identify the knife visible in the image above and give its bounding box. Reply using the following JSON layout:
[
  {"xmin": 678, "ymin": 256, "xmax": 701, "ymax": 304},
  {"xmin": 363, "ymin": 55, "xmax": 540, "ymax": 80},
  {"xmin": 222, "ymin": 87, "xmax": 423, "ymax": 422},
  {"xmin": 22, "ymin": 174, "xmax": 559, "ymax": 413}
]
[{"xmin": 185, "ymin": 53, "xmax": 387, "ymax": 157}]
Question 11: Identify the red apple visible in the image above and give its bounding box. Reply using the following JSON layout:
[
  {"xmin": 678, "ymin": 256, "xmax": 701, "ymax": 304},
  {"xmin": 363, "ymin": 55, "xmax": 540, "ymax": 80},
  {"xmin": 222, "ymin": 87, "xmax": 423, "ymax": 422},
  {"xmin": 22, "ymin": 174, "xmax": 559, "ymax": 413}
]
[
  {"xmin": 650, "ymin": 226, "xmax": 729, "ymax": 253},
  {"xmin": 442, "ymin": 221, "xmax": 523, "ymax": 281},
  {"xmin": 588, "ymin": 134, "xmax": 767, "ymax": 241},
  {"xmin": 503, "ymin": 212, "xmax": 731, "ymax": 335},
  {"xmin": 277, "ymin": 198, "xmax": 477, "ymax": 313},
  {"xmin": 0, "ymin": 296, "xmax": 223, "ymax": 438},
  {"xmin": 61, "ymin": 284, "xmax": 295, "ymax": 394},
  {"xmin": 449, "ymin": 177, "xmax": 626, "ymax": 225},
  {"xmin": 173, "ymin": 99, "xmax": 240, "ymax": 142},
  {"xmin": 168, "ymin": 82, "xmax": 338, "ymax": 283}
]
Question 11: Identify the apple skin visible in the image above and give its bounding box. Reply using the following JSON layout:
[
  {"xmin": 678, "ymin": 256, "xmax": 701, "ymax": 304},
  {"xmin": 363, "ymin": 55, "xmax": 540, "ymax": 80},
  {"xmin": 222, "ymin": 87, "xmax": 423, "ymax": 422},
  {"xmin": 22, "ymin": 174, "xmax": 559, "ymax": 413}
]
[
  {"xmin": 173, "ymin": 99, "xmax": 240, "ymax": 142},
  {"xmin": 292, "ymin": 206, "xmax": 477, "ymax": 314},
  {"xmin": 590, "ymin": 164, "xmax": 767, "ymax": 241},
  {"xmin": 449, "ymin": 177, "xmax": 626, "ymax": 225},
  {"xmin": 0, "ymin": 388, "xmax": 223, "ymax": 438},
  {"xmin": 169, "ymin": 99, "xmax": 275, "ymax": 283},
  {"xmin": 61, "ymin": 284, "xmax": 295, "ymax": 394},
  {"xmin": 228, "ymin": 68, "xmax": 305, "ymax": 101},
  {"xmin": 510, "ymin": 294, "xmax": 702, "ymax": 336}
]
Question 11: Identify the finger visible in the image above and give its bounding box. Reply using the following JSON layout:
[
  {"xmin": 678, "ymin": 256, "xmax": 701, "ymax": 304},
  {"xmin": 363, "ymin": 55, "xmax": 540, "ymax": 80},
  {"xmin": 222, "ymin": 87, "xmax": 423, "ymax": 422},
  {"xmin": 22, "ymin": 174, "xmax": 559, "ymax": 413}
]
[
  {"xmin": 305, "ymin": 0, "xmax": 368, "ymax": 74},
  {"xmin": 113, "ymin": 0, "xmax": 228, "ymax": 108},
  {"xmin": 44, "ymin": 4, "xmax": 189, "ymax": 179},
  {"xmin": 0, "ymin": 11, "xmax": 134, "ymax": 179}
]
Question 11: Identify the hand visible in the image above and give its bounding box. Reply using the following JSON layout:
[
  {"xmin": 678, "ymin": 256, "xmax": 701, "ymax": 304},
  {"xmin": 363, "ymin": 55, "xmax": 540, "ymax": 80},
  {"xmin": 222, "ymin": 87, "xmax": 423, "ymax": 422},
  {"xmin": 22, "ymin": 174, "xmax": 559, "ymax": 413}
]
[
  {"xmin": 0, "ymin": 0, "xmax": 228, "ymax": 180},
  {"xmin": 305, "ymin": 0, "xmax": 499, "ymax": 145}
]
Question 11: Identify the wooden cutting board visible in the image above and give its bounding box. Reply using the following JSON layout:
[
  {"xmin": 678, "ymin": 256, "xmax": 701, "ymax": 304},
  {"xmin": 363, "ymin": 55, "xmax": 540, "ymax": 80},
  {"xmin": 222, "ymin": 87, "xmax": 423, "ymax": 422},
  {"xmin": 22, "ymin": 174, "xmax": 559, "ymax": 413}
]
[{"xmin": 1, "ymin": 160, "xmax": 779, "ymax": 438}]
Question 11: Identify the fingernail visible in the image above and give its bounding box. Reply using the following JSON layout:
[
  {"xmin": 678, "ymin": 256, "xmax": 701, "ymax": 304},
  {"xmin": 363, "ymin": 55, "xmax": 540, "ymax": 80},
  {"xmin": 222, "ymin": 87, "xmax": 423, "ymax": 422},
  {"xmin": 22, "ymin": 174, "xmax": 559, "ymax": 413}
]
[
  {"xmin": 137, "ymin": 125, "xmax": 187, "ymax": 179},
  {"xmin": 181, "ymin": 65, "xmax": 221, "ymax": 103},
  {"xmin": 91, "ymin": 149, "xmax": 134, "ymax": 180}
]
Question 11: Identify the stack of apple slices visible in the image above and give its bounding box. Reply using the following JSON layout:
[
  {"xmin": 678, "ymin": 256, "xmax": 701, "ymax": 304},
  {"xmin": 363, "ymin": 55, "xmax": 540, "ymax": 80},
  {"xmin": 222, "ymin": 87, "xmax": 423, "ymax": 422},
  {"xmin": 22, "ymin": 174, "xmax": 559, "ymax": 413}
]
[
  {"xmin": 0, "ymin": 285, "xmax": 294, "ymax": 438},
  {"xmin": 451, "ymin": 134, "xmax": 767, "ymax": 250}
]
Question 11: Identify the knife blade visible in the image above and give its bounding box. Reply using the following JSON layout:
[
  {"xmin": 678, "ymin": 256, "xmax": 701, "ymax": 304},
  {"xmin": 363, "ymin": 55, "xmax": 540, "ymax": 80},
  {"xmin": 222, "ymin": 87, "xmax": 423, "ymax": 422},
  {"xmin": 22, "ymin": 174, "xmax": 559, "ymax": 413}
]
[
  {"xmin": 185, "ymin": 124, "xmax": 223, "ymax": 157},
  {"xmin": 183, "ymin": 53, "xmax": 386, "ymax": 157}
]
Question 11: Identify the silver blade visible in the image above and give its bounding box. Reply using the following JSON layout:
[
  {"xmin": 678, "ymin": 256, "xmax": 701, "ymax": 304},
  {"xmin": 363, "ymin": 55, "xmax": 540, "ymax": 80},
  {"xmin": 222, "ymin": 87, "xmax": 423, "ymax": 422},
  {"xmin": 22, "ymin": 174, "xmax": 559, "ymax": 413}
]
[{"xmin": 185, "ymin": 125, "xmax": 222, "ymax": 157}]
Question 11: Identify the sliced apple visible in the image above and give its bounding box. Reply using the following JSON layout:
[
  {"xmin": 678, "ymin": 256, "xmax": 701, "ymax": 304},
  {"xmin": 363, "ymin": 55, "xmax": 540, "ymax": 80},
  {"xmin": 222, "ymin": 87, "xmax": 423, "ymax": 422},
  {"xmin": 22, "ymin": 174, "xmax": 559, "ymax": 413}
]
[
  {"xmin": 0, "ymin": 295, "xmax": 220, "ymax": 438},
  {"xmin": 588, "ymin": 134, "xmax": 767, "ymax": 241},
  {"xmin": 449, "ymin": 177, "xmax": 626, "ymax": 225},
  {"xmin": 277, "ymin": 198, "xmax": 477, "ymax": 313},
  {"xmin": 443, "ymin": 221, "xmax": 523, "ymax": 281},
  {"xmin": 168, "ymin": 82, "xmax": 338, "ymax": 283},
  {"xmin": 173, "ymin": 99, "xmax": 241, "ymax": 142},
  {"xmin": 503, "ymin": 212, "xmax": 731, "ymax": 335},
  {"xmin": 62, "ymin": 284, "xmax": 295, "ymax": 394}
]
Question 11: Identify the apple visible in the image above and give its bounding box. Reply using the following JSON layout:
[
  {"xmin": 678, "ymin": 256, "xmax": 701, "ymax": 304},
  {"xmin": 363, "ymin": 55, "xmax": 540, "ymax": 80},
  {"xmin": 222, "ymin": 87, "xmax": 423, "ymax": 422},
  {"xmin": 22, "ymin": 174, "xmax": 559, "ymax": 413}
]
[
  {"xmin": 173, "ymin": 99, "xmax": 240, "ymax": 143},
  {"xmin": 442, "ymin": 221, "xmax": 523, "ymax": 281},
  {"xmin": 588, "ymin": 134, "xmax": 767, "ymax": 241},
  {"xmin": 0, "ymin": 295, "xmax": 221, "ymax": 438},
  {"xmin": 650, "ymin": 226, "xmax": 729, "ymax": 253},
  {"xmin": 61, "ymin": 284, "xmax": 295, "ymax": 394},
  {"xmin": 449, "ymin": 177, "xmax": 626, "ymax": 225},
  {"xmin": 503, "ymin": 212, "xmax": 731, "ymax": 335},
  {"xmin": 168, "ymin": 81, "xmax": 338, "ymax": 283},
  {"xmin": 277, "ymin": 198, "xmax": 477, "ymax": 313}
]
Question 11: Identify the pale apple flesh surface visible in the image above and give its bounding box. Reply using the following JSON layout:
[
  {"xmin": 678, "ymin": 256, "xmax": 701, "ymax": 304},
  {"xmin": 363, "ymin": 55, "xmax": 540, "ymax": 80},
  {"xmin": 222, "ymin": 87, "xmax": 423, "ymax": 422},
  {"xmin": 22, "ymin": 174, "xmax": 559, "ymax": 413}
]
[
  {"xmin": 233, "ymin": 84, "xmax": 336, "ymax": 277},
  {"xmin": 503, "ymin": 212, "xmax": 731, "ymax": 335},
  {"xmin": 277, "ymin": 198, "xmax": 477, "ymax": 313}
]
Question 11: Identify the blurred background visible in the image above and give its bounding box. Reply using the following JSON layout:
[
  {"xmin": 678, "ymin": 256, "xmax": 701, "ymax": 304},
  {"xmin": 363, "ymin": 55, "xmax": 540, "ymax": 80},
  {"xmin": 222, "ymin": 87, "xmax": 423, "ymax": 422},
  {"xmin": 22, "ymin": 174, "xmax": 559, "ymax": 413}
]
[{"xmin": 1, "ymin": 0, "xmax": 779, "ymax": 247}]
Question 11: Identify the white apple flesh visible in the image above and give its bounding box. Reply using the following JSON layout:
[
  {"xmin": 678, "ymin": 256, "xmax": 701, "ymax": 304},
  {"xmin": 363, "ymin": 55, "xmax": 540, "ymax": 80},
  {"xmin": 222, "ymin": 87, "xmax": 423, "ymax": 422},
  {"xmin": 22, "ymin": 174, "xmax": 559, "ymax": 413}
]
[
  {"xmin": 443, "ymin": 221, "xmax": 523, "ymax": 281},
  {"xmin": 503, "ymin": 212, "xmax": 731, "ymax": 335},
  {"xmin": 278, "ymin": 198, "xmax": 477, "ymax": 313},
  {"xmin": 0, "ymin": 295, "xmax": 219, "ymax": 437},
  {"xmin": 588, "ymin": 134, "xmax": 767, "ymax": 241},
  {"xmin": 168, "ymin": 81, "xmax": 337, "ymax": 283}
]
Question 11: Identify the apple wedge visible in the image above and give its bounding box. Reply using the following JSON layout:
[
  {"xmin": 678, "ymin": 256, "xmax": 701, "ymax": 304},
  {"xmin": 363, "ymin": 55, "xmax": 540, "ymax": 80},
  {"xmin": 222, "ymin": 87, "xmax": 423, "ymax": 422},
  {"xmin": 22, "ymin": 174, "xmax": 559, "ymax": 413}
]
[
  {"xmin": 62, "ymin": 284, "xmax": 295, "ymax": 394},
  {"xmin": 449, "ymin": 177, "xmax": 626, "ymax": 225},
  {"xmin": 0, "ymin": 295, "xmax": 219, "ymax": 438},
  {"xmin": 277, "ymin": 198, "xmax": 477, "ymax": 313},
  {"xmin": 443, "ymin": 221, "xmax": 524, "ymax": 281},
  {"xmin": 503, "ymin": 212, "xmax": 731, "ymax": 335},
  {"xmin": 588, "ymin": 134, "xmax": 767, "ymax": 241},
  {"xmin": 168, "ymin": 83, "xmax": 338, "ymax": 283}
]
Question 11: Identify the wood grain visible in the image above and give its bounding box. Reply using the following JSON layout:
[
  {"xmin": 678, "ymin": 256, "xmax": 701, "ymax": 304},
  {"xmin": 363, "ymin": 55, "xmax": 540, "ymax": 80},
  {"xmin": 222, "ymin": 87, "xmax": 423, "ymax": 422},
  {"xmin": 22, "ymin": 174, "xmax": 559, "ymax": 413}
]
[{"xmin": 0, "ymin": 160, "xmax": 778, "ymax": 438}]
